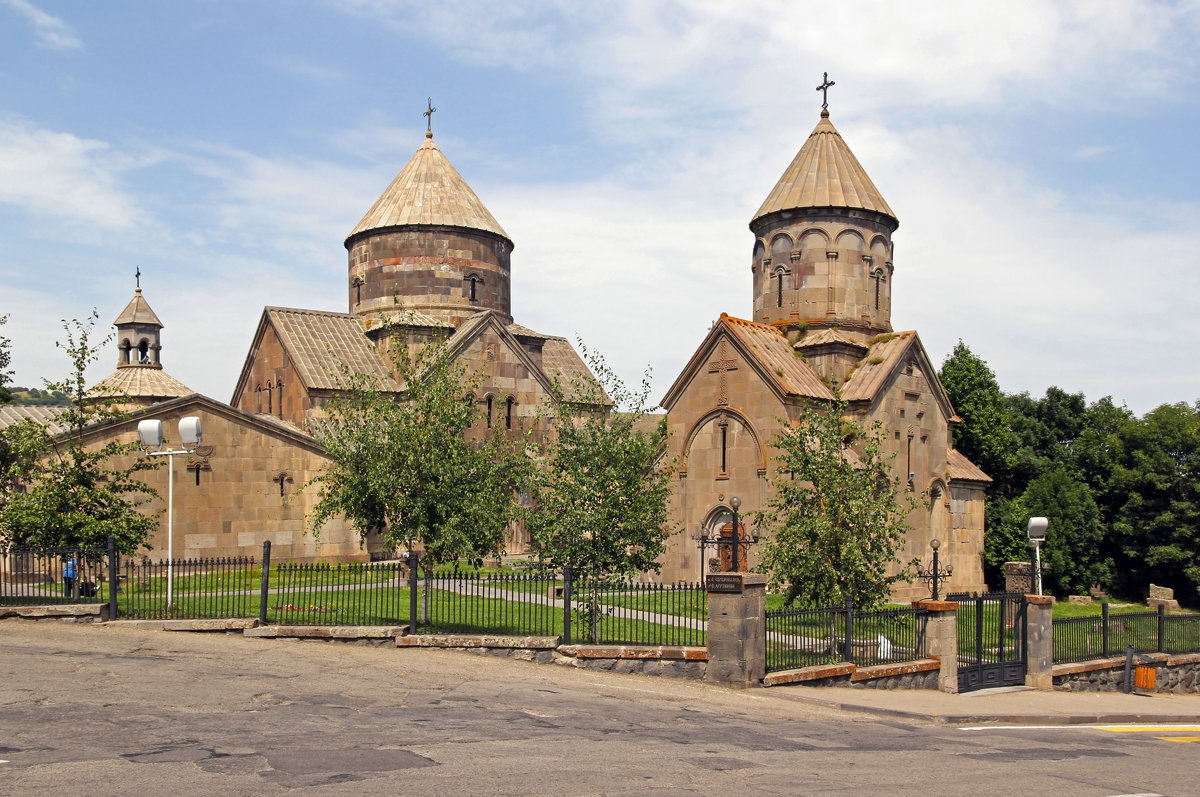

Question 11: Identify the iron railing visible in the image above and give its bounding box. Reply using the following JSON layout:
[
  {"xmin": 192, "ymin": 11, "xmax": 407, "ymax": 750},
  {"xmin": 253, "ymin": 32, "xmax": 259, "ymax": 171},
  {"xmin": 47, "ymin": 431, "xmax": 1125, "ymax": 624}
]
[
  {"xmin": 1053, "ymin": 604, "xmax": 1200, "ymax": 664},
  {"xmin": 765, "ymin": 598, "xmax": 929, "ymax": 673},
  {"xmin": 1, "ymin": 545, "xmax": 109, "ymax": 605},
  {"xmin": 119, "ymin": 556, "xmax": 258, "ymax": 620}
]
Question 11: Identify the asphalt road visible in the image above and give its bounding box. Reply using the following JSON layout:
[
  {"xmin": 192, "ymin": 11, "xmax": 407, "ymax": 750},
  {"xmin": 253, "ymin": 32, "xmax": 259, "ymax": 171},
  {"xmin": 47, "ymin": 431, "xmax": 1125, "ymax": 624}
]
[{"xmin": 1, "ymin": 621, "xmax": 1196, "ymax": 796}]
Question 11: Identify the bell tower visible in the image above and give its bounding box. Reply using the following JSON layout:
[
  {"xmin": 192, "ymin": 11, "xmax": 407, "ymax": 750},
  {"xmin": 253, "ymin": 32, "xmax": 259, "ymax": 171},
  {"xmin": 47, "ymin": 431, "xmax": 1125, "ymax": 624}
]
[{"xmin": 749, "ymin": 78, "xmax": 898, "ymax": 342}]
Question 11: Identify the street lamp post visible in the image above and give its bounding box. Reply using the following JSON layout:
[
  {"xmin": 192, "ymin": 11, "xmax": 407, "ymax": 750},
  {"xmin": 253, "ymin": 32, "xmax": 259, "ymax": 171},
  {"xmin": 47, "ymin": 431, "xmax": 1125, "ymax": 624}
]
[
  {"xmin": 917, "ymin": 538, "xmax": 954, "ymax": 601},
  {"xmin": 138, "ymin": 417, "xmax": 202, "ymax": 608},
  {"xmin": 693, "ymin": 496, "xmax": 758, "ymax": 580}
]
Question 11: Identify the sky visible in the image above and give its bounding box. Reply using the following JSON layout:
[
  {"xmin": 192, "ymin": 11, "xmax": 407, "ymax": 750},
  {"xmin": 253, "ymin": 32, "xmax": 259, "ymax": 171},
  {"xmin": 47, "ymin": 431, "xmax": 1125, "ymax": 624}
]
[{"xmin": 1, "ymin": 0, "xmax": 1198, "ymax": 417}]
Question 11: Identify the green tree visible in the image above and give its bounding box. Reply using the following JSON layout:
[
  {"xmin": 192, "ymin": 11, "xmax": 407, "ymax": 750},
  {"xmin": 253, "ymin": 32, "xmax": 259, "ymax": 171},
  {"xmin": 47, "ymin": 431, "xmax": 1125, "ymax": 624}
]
[
  {"xmin": 527, "ymin": 349, "xmax": 672, "ymax": 581},
  {"xmin": 0, "ymin": 313, "xmax": 160, "ymax": 553},
  {"xmin": 0, "ymin": 315, "xmax": 13, "ymax": 405},
  {"xmin": 307, "ymin": 327, "xmax": 529, "ymax": 565},
  {"xmin": 1107, "ymin": 401, "xmax": 1200, "ymax": 604},
  {"xmin": 1020, "ymin": 467, "xmax": 1108, "ymax": 596},
  {"xmin": 754, "ymin": 400, "xmax": 917, "ymax": 608},
  {"xmin": 526, "ymin": 349, "xmax": 672, "ymax": 643},
  {"xmin": 938, "ymin": 341, "xmax": 1017, "ymax": 484}
]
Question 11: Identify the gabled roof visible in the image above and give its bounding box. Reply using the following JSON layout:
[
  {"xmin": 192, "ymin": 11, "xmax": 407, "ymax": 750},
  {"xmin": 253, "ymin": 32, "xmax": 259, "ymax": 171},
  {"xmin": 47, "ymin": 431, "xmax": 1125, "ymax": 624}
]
[
  {"xmin": 752, "ymin": 110, "xmax": 897, "ymax": 227},
  {"xmin": 0, "ymin": 405, "xmax": 67, "ymax": 436},
  {"xmin": 345, "ymin": 132, "xmax": 512, "ymax": 247},
  {"xmin": 948, "ymin": 448, "xmax": 992, "ymax": 483},
  {"xmin": 503, "ymin": 322, "xmax": 602, "ymax": 402},
  {"xmin": 840, "ymin": 330, "xmax": 956, "ymax": 422},
  {"xmin": 113, "ymin": 288, "xmax": 163, "ymax": 328},
  {"xmin": 796, "ymin": 327, "xmax": 866, "ymax": 349},
  {"xmin": 239, "ymin": 307, "xmax": 398, "ymax": 398},
  {"xmin": 661, "ymin": 314, "xmax": 834, "ymax": 409},
  {"xmin": 90, "ymin": 366, "xmax": 193, "ymax": 401}
]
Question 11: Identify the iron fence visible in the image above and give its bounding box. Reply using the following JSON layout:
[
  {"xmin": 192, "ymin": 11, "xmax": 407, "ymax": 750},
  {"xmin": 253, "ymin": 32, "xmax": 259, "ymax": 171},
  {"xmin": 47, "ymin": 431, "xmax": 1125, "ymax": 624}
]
[
  {"xmin": 120, "ymin": 556, "xmax": 258, "ymax": 620},
  {"xmin": 1, "ymin": 545, "xmax": 109, "ymax": 605},
  {"xmin": 569, "ymin": 578, "xmax": 707, "ymax": 646},
  {"xmin": 765, "ymin": 598, "xmax": 928, "ymax": 673},
  {"xmin": 5, "ymin": 540, "xmax": 706, "ymax": 647},
  {"xmin": 1053, "ymin": 604, "xmax": 1200, "ymax": 664},
  {"xmin": 420, "ymin": 565, "xmax": 562, "ymax": 636}
]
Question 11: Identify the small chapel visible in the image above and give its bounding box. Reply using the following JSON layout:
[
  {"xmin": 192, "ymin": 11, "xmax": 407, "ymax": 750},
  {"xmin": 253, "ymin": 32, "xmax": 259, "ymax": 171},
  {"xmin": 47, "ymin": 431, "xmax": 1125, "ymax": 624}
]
[{"xmin": 658, "ymin": 89, "xmax": 989, "ymax": 600}]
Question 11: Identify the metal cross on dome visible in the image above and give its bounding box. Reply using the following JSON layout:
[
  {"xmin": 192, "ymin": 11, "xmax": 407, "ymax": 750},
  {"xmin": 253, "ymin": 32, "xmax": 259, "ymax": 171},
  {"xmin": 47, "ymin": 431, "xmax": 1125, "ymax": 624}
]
[
  {"xmin": 135, "ymin": 266, "xmax": 141, "ymax": 289},
  {"xmin": 816, "ymin": 72, "xmax": 835, "ymax": 111},
  {"xmin": 423, "ymin": 97, "xmax": 437, "ymax": 134}
]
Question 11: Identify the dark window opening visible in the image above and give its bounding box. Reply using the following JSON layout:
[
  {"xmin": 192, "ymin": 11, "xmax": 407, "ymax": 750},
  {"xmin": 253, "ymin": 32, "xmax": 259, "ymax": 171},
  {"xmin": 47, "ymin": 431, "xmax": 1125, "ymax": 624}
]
[
  {"xmin": 720, "ymin": 424, "xmax": 728, "ymax": 472},
  {"xmin": 776, "ymin": 272, "xmax": 783, "ymax": 308},
  {"xmin": 486, "ymin": 396, "xmax": 493, "ymax": 428},
  {"xmin": 138, "ymin": 340, "xmax": 150, "ymax": 364},
  {"xmin": 469, "ymin": 276, "xmax": 478, "ymax": 301},
  {"xmin": 505, "ymin": 396, "xmax": 514, "ymax": 430}
]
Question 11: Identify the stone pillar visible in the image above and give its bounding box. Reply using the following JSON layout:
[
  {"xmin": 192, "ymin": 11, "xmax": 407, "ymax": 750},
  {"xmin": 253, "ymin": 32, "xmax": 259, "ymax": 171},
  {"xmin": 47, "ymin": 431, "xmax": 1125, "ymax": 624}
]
[
  {"xmin": 1025, "ymin": 594, "xmax": 1054, "ymax": 690},
  {"xmin": 915, "ymin": 599, "xmax": 959, "ymax": 693},
  {"xmin": 705, "ymin": 573, "xmax": 766, "ymax": 689}
]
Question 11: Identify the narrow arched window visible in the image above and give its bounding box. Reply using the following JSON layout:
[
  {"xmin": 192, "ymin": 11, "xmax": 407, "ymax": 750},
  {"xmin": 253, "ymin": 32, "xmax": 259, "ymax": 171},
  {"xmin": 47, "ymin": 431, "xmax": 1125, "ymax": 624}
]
[
  {"xmin": 486, "ymin": 395, "xmax": 493, "ymax": 429},
  {"xmin": 138, "ymin": 340, "xmax": 150, "ymax": 364},
  {"xmin": 505, "ymin": 396, "xmax": 514, "ymax": 430},
  {"xmin": 776, "ymin": 271, "xmax": 784, "ymax": 308},
  {"xmin": 470, "ymin": 276, "xmax": 478, "ymax": 301}
]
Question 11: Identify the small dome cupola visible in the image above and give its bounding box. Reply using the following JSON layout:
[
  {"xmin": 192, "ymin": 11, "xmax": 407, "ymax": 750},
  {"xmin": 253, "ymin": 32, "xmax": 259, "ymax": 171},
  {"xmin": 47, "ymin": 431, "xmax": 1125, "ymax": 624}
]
[
  {"xmin": 345, "ymin": 100, "xmax": 515, "ymax": 328},
  {"xmin": 90, "ymin": 271, "xmax": 193, "ymax": 408},
  {"xmin": 749, "ymin": 75, "xmax": 899, "ymax": 340},
  {"xmin": 113, "ymin": 272, "xmax": 165, "ymax": 369}
]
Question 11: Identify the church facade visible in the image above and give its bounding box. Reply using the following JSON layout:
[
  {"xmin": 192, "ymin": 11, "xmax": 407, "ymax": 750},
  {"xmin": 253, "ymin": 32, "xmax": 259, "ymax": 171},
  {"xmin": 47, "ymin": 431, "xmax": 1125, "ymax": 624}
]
[{"xmin": 658, "ymin": 107, "xmax": 989, "ymax": 600}]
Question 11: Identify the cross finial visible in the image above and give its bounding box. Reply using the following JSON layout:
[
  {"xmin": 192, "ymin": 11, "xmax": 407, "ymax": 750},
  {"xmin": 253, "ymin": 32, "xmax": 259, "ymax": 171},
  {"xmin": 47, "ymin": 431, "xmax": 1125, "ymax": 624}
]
[
  {"xmin": 423, "ymin": 97, "xmax": 437, "ymax": 137},
  {"xmin": 135, "ymin": 266, "xmax": 141, "ymax": 290},
  {"xmin": 816, "ymin": 71, "xmax": 835, "ymax": 112}
]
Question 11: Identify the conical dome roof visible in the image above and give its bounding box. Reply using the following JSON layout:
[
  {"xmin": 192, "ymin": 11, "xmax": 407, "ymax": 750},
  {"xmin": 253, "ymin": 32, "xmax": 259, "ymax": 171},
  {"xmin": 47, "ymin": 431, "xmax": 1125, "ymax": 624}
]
[
  {"xmin": 345, "ymin": 132, "xmax": 511, "ymax": 247},
  {"xmin": 113, "ymin": 287, "xmax": 163, "ymax": 327},
  {"xmin": 752, "ymin": 110, "xmax": 897, "ymax": 227}
]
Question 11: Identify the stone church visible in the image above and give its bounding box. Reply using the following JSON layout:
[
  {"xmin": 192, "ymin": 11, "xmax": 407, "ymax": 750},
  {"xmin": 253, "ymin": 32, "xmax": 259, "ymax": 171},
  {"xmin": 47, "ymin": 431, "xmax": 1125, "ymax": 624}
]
[
  {"xmin": 657, "ymin": 106, "xmax": 989, "ymax": 600},
  {"xmin": 4, "ymin": 124, "xmax": 598, "ymax": 563}
]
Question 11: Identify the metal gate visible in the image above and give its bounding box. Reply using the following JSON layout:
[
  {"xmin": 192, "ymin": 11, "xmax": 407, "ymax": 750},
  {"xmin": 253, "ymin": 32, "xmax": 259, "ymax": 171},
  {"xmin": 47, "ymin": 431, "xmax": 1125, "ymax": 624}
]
[{"xmin": 950, "ymin": 592, "xmax": 1027, "ymax": 692}]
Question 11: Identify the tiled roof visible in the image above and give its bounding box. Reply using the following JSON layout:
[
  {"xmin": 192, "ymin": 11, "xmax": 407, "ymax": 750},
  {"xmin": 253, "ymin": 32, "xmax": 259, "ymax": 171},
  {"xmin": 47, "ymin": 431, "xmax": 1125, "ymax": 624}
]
[
  {"xmin": 0, "ymin": 405, "xmax": 67, "ymax": 435},
  {"xmin": 840, "ymin": 331, "xmax": 916, "ymax": 402},
  {"xmin": 346, "ymin": 133, "xmax": 511, "ymax": 245},
  {"xmin": 113, "ymin": 288, "xmax": 163, "ymax": 327},
  {"xmin": 796, "ymin": 328, "xmax": 868, "ymax": 350},
  {"xmin": 265, "ymin": 307, "xmax": 397, "ymax": 392},
  {"xmin": 753, "ymin": 110, "xmax": 897, "ymax": 225},
  {"xmin": 948, "ymin": 448, "xmax": 992, "ymax": 483},
  {"xmin": 722, "ymin": 315, "xmax": 834, "ymax": 401},
  {"xmin": 90, "ymin": 366, "xmax": 193, "ymax": 400}
]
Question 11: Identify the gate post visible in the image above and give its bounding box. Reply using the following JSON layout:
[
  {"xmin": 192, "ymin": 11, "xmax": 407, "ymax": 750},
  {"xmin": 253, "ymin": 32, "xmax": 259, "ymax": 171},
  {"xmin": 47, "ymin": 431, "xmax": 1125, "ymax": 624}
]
[
  {"xmin": 1024, "ymin": 594, "xmax": 1054, "ymax": 690},
  {"xmin": 704, "ymin": 573, "xmax": 766, "ymax": 689},
  {"xmin": 916, "ymin": 599, "xmax": 959, "ymax": 693}
]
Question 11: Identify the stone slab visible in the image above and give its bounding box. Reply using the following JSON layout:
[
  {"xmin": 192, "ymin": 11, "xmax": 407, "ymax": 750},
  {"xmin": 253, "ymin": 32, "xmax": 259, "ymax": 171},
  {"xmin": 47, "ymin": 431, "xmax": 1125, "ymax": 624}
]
[{"xmin": 395, "ymin": 634, "xmax": 559, "ymax": 649}]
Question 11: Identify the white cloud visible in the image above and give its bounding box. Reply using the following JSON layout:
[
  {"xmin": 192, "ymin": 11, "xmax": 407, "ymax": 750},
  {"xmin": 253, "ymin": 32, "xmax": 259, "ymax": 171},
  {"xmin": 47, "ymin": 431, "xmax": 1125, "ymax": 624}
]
[
  {"xmin": 1, "ymin": 0, "xmax": 82, "ymax": 50},
  {"xmin": 0, "ymin": 118, "xmax": 145, "ymax": 228}
]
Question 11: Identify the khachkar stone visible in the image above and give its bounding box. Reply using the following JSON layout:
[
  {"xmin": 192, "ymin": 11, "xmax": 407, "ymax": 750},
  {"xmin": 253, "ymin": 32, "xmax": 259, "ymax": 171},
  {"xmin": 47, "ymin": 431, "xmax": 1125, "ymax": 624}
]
[
  {"xmin": 1004, "ymin": 561, "xmax": 1033, "ymax": 595},
  {"xmin": 1148, "ymin": 584, "xmax": 1180, "ymax": 611}
]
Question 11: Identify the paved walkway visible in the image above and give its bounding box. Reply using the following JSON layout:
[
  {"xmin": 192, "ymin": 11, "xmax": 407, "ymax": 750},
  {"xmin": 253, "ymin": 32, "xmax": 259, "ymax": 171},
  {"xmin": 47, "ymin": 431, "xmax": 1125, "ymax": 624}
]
[{"xmin": 766, "ymin": 683, "xmax": 1200, "ymax": 725}]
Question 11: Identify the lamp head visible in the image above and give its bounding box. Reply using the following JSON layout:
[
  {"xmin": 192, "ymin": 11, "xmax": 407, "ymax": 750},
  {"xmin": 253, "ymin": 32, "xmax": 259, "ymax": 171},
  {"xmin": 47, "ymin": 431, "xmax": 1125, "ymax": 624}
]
[
  {"xmin": 1027, "ymin": 516, "xmax": 1048, "ymax": 543},
  {"xmin": 730, "ymin": 496, "xmax": 741, "ymax": 511},
  {"xmin": 930, "ymin": 538, "xmax": 941, "ymax": 552},
  {"xmin": 178, "ymin": 416, "xmax": 202, "ymax": 448},
  {"xmin": 137, "ymin": 419, "xmax": 163, "ymax": 449}
]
